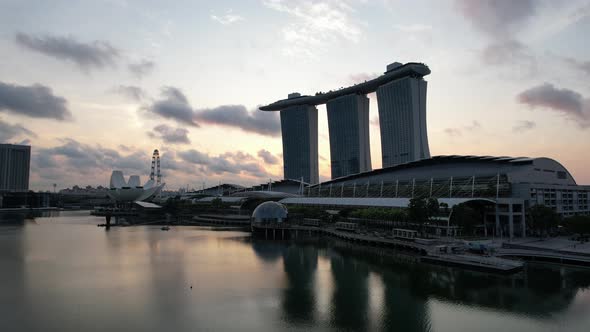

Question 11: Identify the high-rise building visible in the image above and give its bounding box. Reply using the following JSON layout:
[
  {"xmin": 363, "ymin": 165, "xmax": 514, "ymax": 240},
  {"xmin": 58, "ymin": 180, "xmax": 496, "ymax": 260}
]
[
  {"xmin": 377, "ymin": 64, "xmax": 430, "ymax": 168},
  {"xmin": 280, "ymin": 93, "xmax": 319, "ymax": 184},
  {"xmin": 0, "ymin": 144, "xmax": 31, "ymax": 192},
  {"xmin": 327, "ymin": 94, "xmax": 372, "ymax": 179},
  {"xmin": 261, "ymin": 62, "xmax": 431, "ymax": 180}
]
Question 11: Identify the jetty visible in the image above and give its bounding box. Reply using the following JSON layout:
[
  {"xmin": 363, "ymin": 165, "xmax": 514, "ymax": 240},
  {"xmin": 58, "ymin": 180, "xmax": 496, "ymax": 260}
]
[{"xmin": 251, "ymin": 222, "xmax": 524, "ymax": 274}]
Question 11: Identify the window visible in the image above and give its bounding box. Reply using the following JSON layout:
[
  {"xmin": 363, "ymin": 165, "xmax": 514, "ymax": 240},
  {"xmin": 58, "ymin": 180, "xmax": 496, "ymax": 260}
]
[{"xmin": 557, "ymin": 171, "xmax": 567, "ymax": 179}]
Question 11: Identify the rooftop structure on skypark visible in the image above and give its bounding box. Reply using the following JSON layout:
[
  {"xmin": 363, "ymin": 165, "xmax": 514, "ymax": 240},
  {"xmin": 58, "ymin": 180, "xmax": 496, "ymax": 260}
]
[{"xmin": 259, "ymin": 62, "xmax": 430, "ymax": 111}]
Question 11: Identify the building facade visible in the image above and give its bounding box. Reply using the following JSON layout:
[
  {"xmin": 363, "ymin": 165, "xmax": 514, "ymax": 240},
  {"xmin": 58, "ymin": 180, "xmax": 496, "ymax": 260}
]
[
  {"xmin": 280, "ymin": 93, "xmax": 319, "ymax": 184},
  {"xmin": 326, "ymin": 94, "xmax": 372, "ymax": 179},
  {"xmin": 290, "ymin": 155, "xmax": 589, "ymax": 238},
  {"xmin": 0, "ymin": 144, "xmax": 31, "ymax": 192},
  {"xmin": 377, "ymin": 74, "xmax": 430, "ymax": 168}
]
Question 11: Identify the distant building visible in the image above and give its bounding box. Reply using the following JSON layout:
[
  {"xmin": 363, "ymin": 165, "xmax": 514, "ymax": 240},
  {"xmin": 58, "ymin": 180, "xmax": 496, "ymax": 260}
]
[
  {"xmin": 377, "ymin": 64, "xmax": 430, "ymax": 168},
  {"xmin": 327, "ymin": 94, "xmax": 372, "ymax": 179},
  {"xmin": 280, "ymin": 93, "xmax": 319, "ymax": 184},
  {"xmin": 0, "ymin": 144, "xmax": 31, "ymax": 192}
]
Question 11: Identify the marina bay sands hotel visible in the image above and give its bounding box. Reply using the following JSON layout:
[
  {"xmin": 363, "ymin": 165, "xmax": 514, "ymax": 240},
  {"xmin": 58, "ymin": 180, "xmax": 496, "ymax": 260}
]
[{"xmin": 260, "ymin": 62, "xmax": 431, "ymax": 184}]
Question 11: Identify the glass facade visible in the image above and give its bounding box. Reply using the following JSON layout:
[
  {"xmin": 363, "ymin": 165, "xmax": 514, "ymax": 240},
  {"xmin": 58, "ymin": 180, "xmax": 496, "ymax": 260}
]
[
  {"xmin": 327, "ymin": 94, "xmax": 372, "ymax": 179},
  {"xmin": 280, "ymin": 105, "xmax": 318, "ymax": 184},
  {"xmin": 377, "ymin": 77, "xmax": 430, "ymax": 168}
]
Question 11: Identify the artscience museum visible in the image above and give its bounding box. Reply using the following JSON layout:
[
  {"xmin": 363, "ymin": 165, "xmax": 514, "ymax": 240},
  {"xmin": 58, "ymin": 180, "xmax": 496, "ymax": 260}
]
[{"xmin": 107, "ymin": 170, "xmax": 165, "ymax": 202}]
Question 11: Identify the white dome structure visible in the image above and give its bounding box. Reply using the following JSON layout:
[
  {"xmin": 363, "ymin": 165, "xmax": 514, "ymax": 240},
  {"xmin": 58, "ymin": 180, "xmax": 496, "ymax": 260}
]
[
  {"xmin": 107, "ymin": 171, "xmax": 165, "ymax": 202},
  {"xmin": 251, "ymin": 201, "xmax": 288, "ymax": 223}
]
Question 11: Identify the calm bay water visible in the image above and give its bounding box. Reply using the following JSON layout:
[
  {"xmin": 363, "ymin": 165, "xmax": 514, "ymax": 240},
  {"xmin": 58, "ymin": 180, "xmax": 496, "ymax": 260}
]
[{"xmin": 1, "ymin": 211, "xmax": 589, "ymax": 331}]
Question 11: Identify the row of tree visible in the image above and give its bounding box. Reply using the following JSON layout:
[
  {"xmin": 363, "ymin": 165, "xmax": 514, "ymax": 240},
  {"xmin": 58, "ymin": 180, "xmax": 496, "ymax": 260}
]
[
  {"xmin": 528, "ymin": 204, "xmax": 590, "ymax": 237},
  {"xmin": 343, "ymin": 198, "xmax": 590, "ymax": 238}
]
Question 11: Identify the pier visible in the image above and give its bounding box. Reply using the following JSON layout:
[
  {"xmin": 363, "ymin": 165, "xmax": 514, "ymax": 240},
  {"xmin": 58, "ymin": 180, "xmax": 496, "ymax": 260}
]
[{"xmin": 251, "ymin": 222, "xmax": 524, "ymax": 273}]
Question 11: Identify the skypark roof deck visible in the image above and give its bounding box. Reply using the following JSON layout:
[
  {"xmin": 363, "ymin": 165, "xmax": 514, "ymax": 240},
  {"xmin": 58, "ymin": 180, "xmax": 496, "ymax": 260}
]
[{"xmin": 259, "ymin": 62, "xmax": 430, "ymax": 111}]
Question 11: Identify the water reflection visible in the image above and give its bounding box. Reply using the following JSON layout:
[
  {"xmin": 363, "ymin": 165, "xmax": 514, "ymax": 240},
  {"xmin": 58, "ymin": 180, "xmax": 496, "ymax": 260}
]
[
  {"xmin": 0, "ymin": 210, "xmax": 59, "ymax": 224},
  {"xmin": 251, "ymin": 240, "xmax": 285, "ymax": 263},
  {"xmin": 281, "ymin": 244, "xmax": 318, "ymax": 324},
  {"xmin": 381, "ymin": 269, "xmax": 431, "ymax": 332},
  {"xmin": 329, "ymin": 250, "xmax": 370, "ymax": 330},
  {"xmin": 1, "ymin": 212, "xmax": 589, "ymax": 332},
  {"xmin": 0, "ymin": 224, "xmax": 33, "ymax": 330}
]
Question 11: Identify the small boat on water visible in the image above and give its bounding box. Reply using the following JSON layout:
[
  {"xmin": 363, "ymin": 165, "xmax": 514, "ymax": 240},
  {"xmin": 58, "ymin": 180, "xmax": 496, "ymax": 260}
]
[{"xmin": 161, "ymin": 226, "xmax": 170, "ymax": 231}]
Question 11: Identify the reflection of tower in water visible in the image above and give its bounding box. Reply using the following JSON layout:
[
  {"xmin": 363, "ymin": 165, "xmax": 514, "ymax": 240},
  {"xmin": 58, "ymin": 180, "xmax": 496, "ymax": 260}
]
[
  {"xmin": 281, "ymin": 244, "xmax": 318, "ymax": 324},
  {"xmin": 0, "ymin": 226, "xmax": 32, "ymax": 331},
  {"xmin": 380, "ymin": 270, "xmax": 431, "ymax": 332},
  {"xmin": 329, "ymin": 254, "xmax": 370, "ymax": 330}
]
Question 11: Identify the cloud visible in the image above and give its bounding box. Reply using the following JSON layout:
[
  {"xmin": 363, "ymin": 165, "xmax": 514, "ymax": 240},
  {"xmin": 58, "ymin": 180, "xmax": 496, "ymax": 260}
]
[
  {"xmin": 0, "ymin": 81, "xmax": 71, "ymax": 120},
  {"xmin": 194, "ymin": 105, "xmax": 281, "ymax": 137},
  {"xmin": 258, "ymin": 149, "xmax": 279, "ymax": 165},
  {"xmin": 563, "ymin": 57, "xmax": 590, "ymax": 75},
  {"xmin": 211, "ymin": 10, "xmax": 244, "ymax": 25},
  {"xmin": 0, "ymin": 118, "xmax": 37, "ymax": 142},
  {"xmin": 158, "ymin": 151, "xmax": 196, "ymax": 175},
  {"xmin": 481, "ymin": 40, "xmax": 536, "ymax": 70},
  {"xmin": 512, "ymin": 120, "xmax": 536, "ymax": 133},
  {"xmin": 443, "ymin": 121, "xmax": 481, "ymax": 137},
  {"xmin": 455, "ymin": 0, "xmax": 537, "ymax": 39},
  {"xmin": 148, "ymin": 124, "xmax": 190, "ymax": 144},
  {"xmin": 30, "ymin": 139, "xmax": 160, "ymax": 190},
  {"xmin": 393, "ymin": 23, "xmax": 433, "ymax": 44},
  {"xmin": 145, "ymin": 86, "xmax": 281, "ymax": 136},
  {"xmin": 455, "ymin": 1, "xmax": 540, "ymax": 73},
  {"xmin": 465, "ymin": 121, "xmax": 481, "ymax": 131},
  {"xmin": 444, "ymin": 128, "xmax": 462, "ymax": 137},
  {"xmin": 15, "ymin": 32, "xmax": 119, "ymax": 70},
  {"xmin": 32, "ymin": 139, "xmax": 150, "ymax": 178},
  {"xmin": 263, "ymin": 0, "xmax": 363, "ymax": 57},
  {"xmin": 29, "ymin": 141, "xmax": 275, "ymax": 190},
  {"xmin": 348, "ymin": 72, "xmax": 380, "ymax": 84},
  {"xmin": 517, "ymin": 83, "xmax": 590, "ymax": 127},
  {"xmin": 178, "ymin": 149, "xmax": 210, "ymax": 165},
  {"xmin": 111, "ymin": 85, "xmax": 147, "ymax": 101},
  {"xmin": 128, "ymin": 59, "xmax": 155, "ymax": 78},
  {"xmin": 145, "ymin": 87, "xmax": 199, "ymax": 127},
  {"xmin": 177, "ymin": 148, "xmax": 269, "ymax": 178}
]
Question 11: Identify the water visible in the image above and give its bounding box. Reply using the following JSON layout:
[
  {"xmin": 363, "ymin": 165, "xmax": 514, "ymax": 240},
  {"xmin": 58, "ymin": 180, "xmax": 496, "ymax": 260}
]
[{"xmin": 1, "ymin": 211, "xmax": 589, "ymax": 332}]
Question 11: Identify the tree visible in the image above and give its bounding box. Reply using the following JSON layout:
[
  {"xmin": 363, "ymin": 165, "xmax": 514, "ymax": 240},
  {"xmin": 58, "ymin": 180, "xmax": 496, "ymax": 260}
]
[
  {"xmin": 211, "ymin": 197, "xmax": 223, "ymax": 208},
  {"xmin": 408, "ymin": 197, "xmax": 429, "ymax": 225},
  {"xmin": 439, "ymin": 202, "xmax": 450, "ymax": 214},
  {"xmin": 528, "ymin": 205, "xmax": 560, "ymax": 236},
  {"xmin": 426, "ymin": 198, "xmax": 440, "ymax": 219},
  {"xmin": 562, "ymin": 215, "xmax": 590, "ymax": 237}
]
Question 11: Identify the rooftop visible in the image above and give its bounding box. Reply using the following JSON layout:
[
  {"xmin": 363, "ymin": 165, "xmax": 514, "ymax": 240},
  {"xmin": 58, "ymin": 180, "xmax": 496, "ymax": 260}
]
[
  {"xmin": 318, "ymin": 155, "xmax": 538, "ymax": 186},
  {"xmin": 259, "ymin": 62, "xmax": 430, "ymax": 111}
]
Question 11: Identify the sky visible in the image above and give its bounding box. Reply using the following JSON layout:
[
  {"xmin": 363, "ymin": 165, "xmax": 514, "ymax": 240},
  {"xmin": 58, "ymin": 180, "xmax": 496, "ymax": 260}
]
[{"xmin": 0, "ymin": 0, "xmax": 589, "ymax": 191}]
